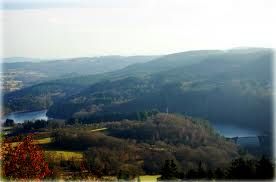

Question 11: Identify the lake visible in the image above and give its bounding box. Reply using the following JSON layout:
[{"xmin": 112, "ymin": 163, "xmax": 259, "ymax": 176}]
[
  {"xmin": 2, "ymin": 110, "xmax": 48, "ymax": 123},
  {"xmin": 213, "ymin": 123, "xmax": 260, "ymax": 138},
  {"xmin": 2, "ymin": 110, "xmax": 264, "ymax": 149},
  {"xmin": 2, "ymin": 110, "xmax": 260, "ymax": 138}
]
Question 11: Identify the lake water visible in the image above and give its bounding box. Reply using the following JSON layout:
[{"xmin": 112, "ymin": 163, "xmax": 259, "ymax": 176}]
[
  {"xmin": 213, "ymin": 123, "xmax": 260, "ymax": 138},
  {"xmin": 2, "ymin": 110, "xmax": 48, "ymax": 123},
  {"xmin": 2, "ymin": 110, "xmax": 260, "ymax": 138},
  {"xmin": 213, "ymin": 124, "xmax": 262, "ymax": 147}
]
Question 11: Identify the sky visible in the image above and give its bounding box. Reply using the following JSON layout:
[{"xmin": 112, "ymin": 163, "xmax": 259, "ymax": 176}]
[{"xmin": 1, "ymin": 0, "xmax": 276, "ymax": 59}]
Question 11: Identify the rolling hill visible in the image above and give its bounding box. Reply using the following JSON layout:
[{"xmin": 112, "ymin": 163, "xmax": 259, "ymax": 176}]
[
  {"xmin": 3, "ymin": 48, "xmax": 273, "ymax": 134},
  {"xmin": 2, "ymin": 55, "xmax": 158, "ymax": 89}
]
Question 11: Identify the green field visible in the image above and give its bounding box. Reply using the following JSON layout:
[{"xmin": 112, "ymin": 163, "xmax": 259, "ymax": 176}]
[
  {"xmin": 136, "ymin": 175, "xmax": 161, "ymax": 182},
  {"xmin": 9, "ymin": 137, "xmax": 83, "ymax": 162},
  {"xmin": 38, "ymin": 138, "xmax": 83, "ymax": 161},
  {"xmin": 34, "ymin": 137, "xmax": 52, "ymax": 144},
  {"xmin": 10, "ymin": 137, "xmax": 52, "ymax": 146},
  {"xmin": 45, "ymin": 150, "xmax": 83, "ymax": 161},
  {"xmin": 2, "ymin": 127, "xmax": 13, "ymax": 136},
  {"xmin": 91, "ymin": 127, "xmax": 108, "ymax": 132},
  {"xmin": 2, "ymin": 126, "xmax": 13, "ymax": 131}
]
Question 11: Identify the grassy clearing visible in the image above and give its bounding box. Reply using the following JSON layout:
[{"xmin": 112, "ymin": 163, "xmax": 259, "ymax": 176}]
[
  {"xmin": 9, "ymin": 137, "xmax": 52, "ymax": 146},
  {"xmin": 2, "ymin": 127, "xmax": 13, "ymax": 131},
  {"xmin": 91, "ymin": 127, "xmax": 107, "ymax": 132},
  {"xmin": 45, "ymin": 150, "xmax": 83, "ymax": 161},
  {"xmin": 8, "ymin": 137, "xmax": 83, "ymax": 163},
  {"xmin": 2, "ymin": 127, "xmax": 13, "ymax": 136},
  {"xmin": 34, "ymin": 137, "xmax": 52, "ymax": 144},
  {"xmin": 136, "ymin": 175, "xmax": 161, "ymax": 182}
]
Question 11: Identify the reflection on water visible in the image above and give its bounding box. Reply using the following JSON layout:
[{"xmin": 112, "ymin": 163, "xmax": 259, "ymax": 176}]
[{"xmin": 2, "ymin": 110, "xmax": 48, "ymax": 123}]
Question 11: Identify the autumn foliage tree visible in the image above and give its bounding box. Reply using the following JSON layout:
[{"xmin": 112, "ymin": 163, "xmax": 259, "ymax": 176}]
[{"xmin": 1, "ymin": 134, "xmax": 51, "ymax": 180}]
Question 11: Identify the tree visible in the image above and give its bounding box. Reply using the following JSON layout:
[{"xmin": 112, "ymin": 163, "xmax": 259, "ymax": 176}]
[
  {"xmin": 197, "ymin": 161, "xmax": 206, "ymax": 178},
  {"xmin": 84, "ymin": 147, "xmax": 120, "ymax": 177},
  {"xmin": 159, "ymin": 160, "xmax": 179, "ymax": 180},
  {"xmin": 255, "ymin": 156, "xmax": 274, "ymax": 179},
  {"xmin": 214, "ymin": 168, "xmax": 225, "ymax": 179},
  {"xmin": 206, "ymin": 169, "xmax": 214, "ymax": 179},
  {"xmin": 1, "ymin": 134, "xmax": 52, "ymax": 180},
  {"xmin": 117, "ymin": 164, "xmax": 143, "ymax": 180},
  {"xmin": 4, "ymin": 119, "xmax": 14, "ymax": 127},
  {"xmin": 186, "ymin": 169, "xmax": 197, "ymax": 179},
  {"xmin": 227, "ymin": 158, "xmax": 255, "ymax": 179},
  {"xmin": 185, "ymin": 161, "xmax": 207, "ymax": 179}
]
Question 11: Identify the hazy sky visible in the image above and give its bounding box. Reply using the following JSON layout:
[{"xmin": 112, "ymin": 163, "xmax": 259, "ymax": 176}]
[{"xmin": 1, "ymin": 0, "xmax": 276, "ymax": 58}]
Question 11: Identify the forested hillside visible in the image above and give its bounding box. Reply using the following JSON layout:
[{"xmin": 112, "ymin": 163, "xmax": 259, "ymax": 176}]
[
  {"xmin": 4, "ymin": 48, "xmax": 273, "ymax": 134},
  {"xmin": 48, "ymin": 48, "xmax": 273, "ymax": 133},
  {"xmin": 2, "ymin": 48, "xmax": 274, "ymax": 180},
  {"xmin": 5, "ymin": 113, "xmax": 260, "ymax": 180}
]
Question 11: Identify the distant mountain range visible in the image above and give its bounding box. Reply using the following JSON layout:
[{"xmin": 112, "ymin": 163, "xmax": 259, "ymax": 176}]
[
  {"xmin": 2, "ymin": 55, "xmax": 159, "ymax": 88},
  {"xmin": 2, "ymin": 57, "xmax": 45, "ymax": 63}
]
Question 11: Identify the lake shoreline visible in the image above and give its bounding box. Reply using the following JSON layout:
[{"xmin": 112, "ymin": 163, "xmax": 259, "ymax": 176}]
[
  {"xmin": 1, "ymin": 108, "xmax": 49, "ymax": 118},
  {"xmin": 1, "ymin": 110, "xmax": 263, "ymax": 138},
  {"xmin": 2, "ymin": 110, "xmax": 49, "ymax": 123}
]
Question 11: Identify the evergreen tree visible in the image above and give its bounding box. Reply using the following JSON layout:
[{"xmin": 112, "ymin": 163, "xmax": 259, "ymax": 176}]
[
  {"xmin": 227, "ymin": 158, "xmax": 255, "ymax": 179},
  {"xmin": 160, "ymin": 160, "xmax": 179, "ymax": 180},
  {"xmin": 197, "ymin": 161, "xmax": 206, "ymax": 178},
  {"xmin": 4, "ymin": 119, "xmax": 14, "ymax": 127},
  {"xmin": 255, "ymin": 156, "xmax": 274, "ymax": 179},
  {"xmin": 214, "ymin": 168, "xmax": 225, "ymax": 179}
]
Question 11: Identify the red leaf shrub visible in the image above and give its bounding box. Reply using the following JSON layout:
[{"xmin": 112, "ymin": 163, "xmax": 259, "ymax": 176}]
[{"xmin": 1, "ymin": 134, "xmax": 52, "ymax": 180}]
